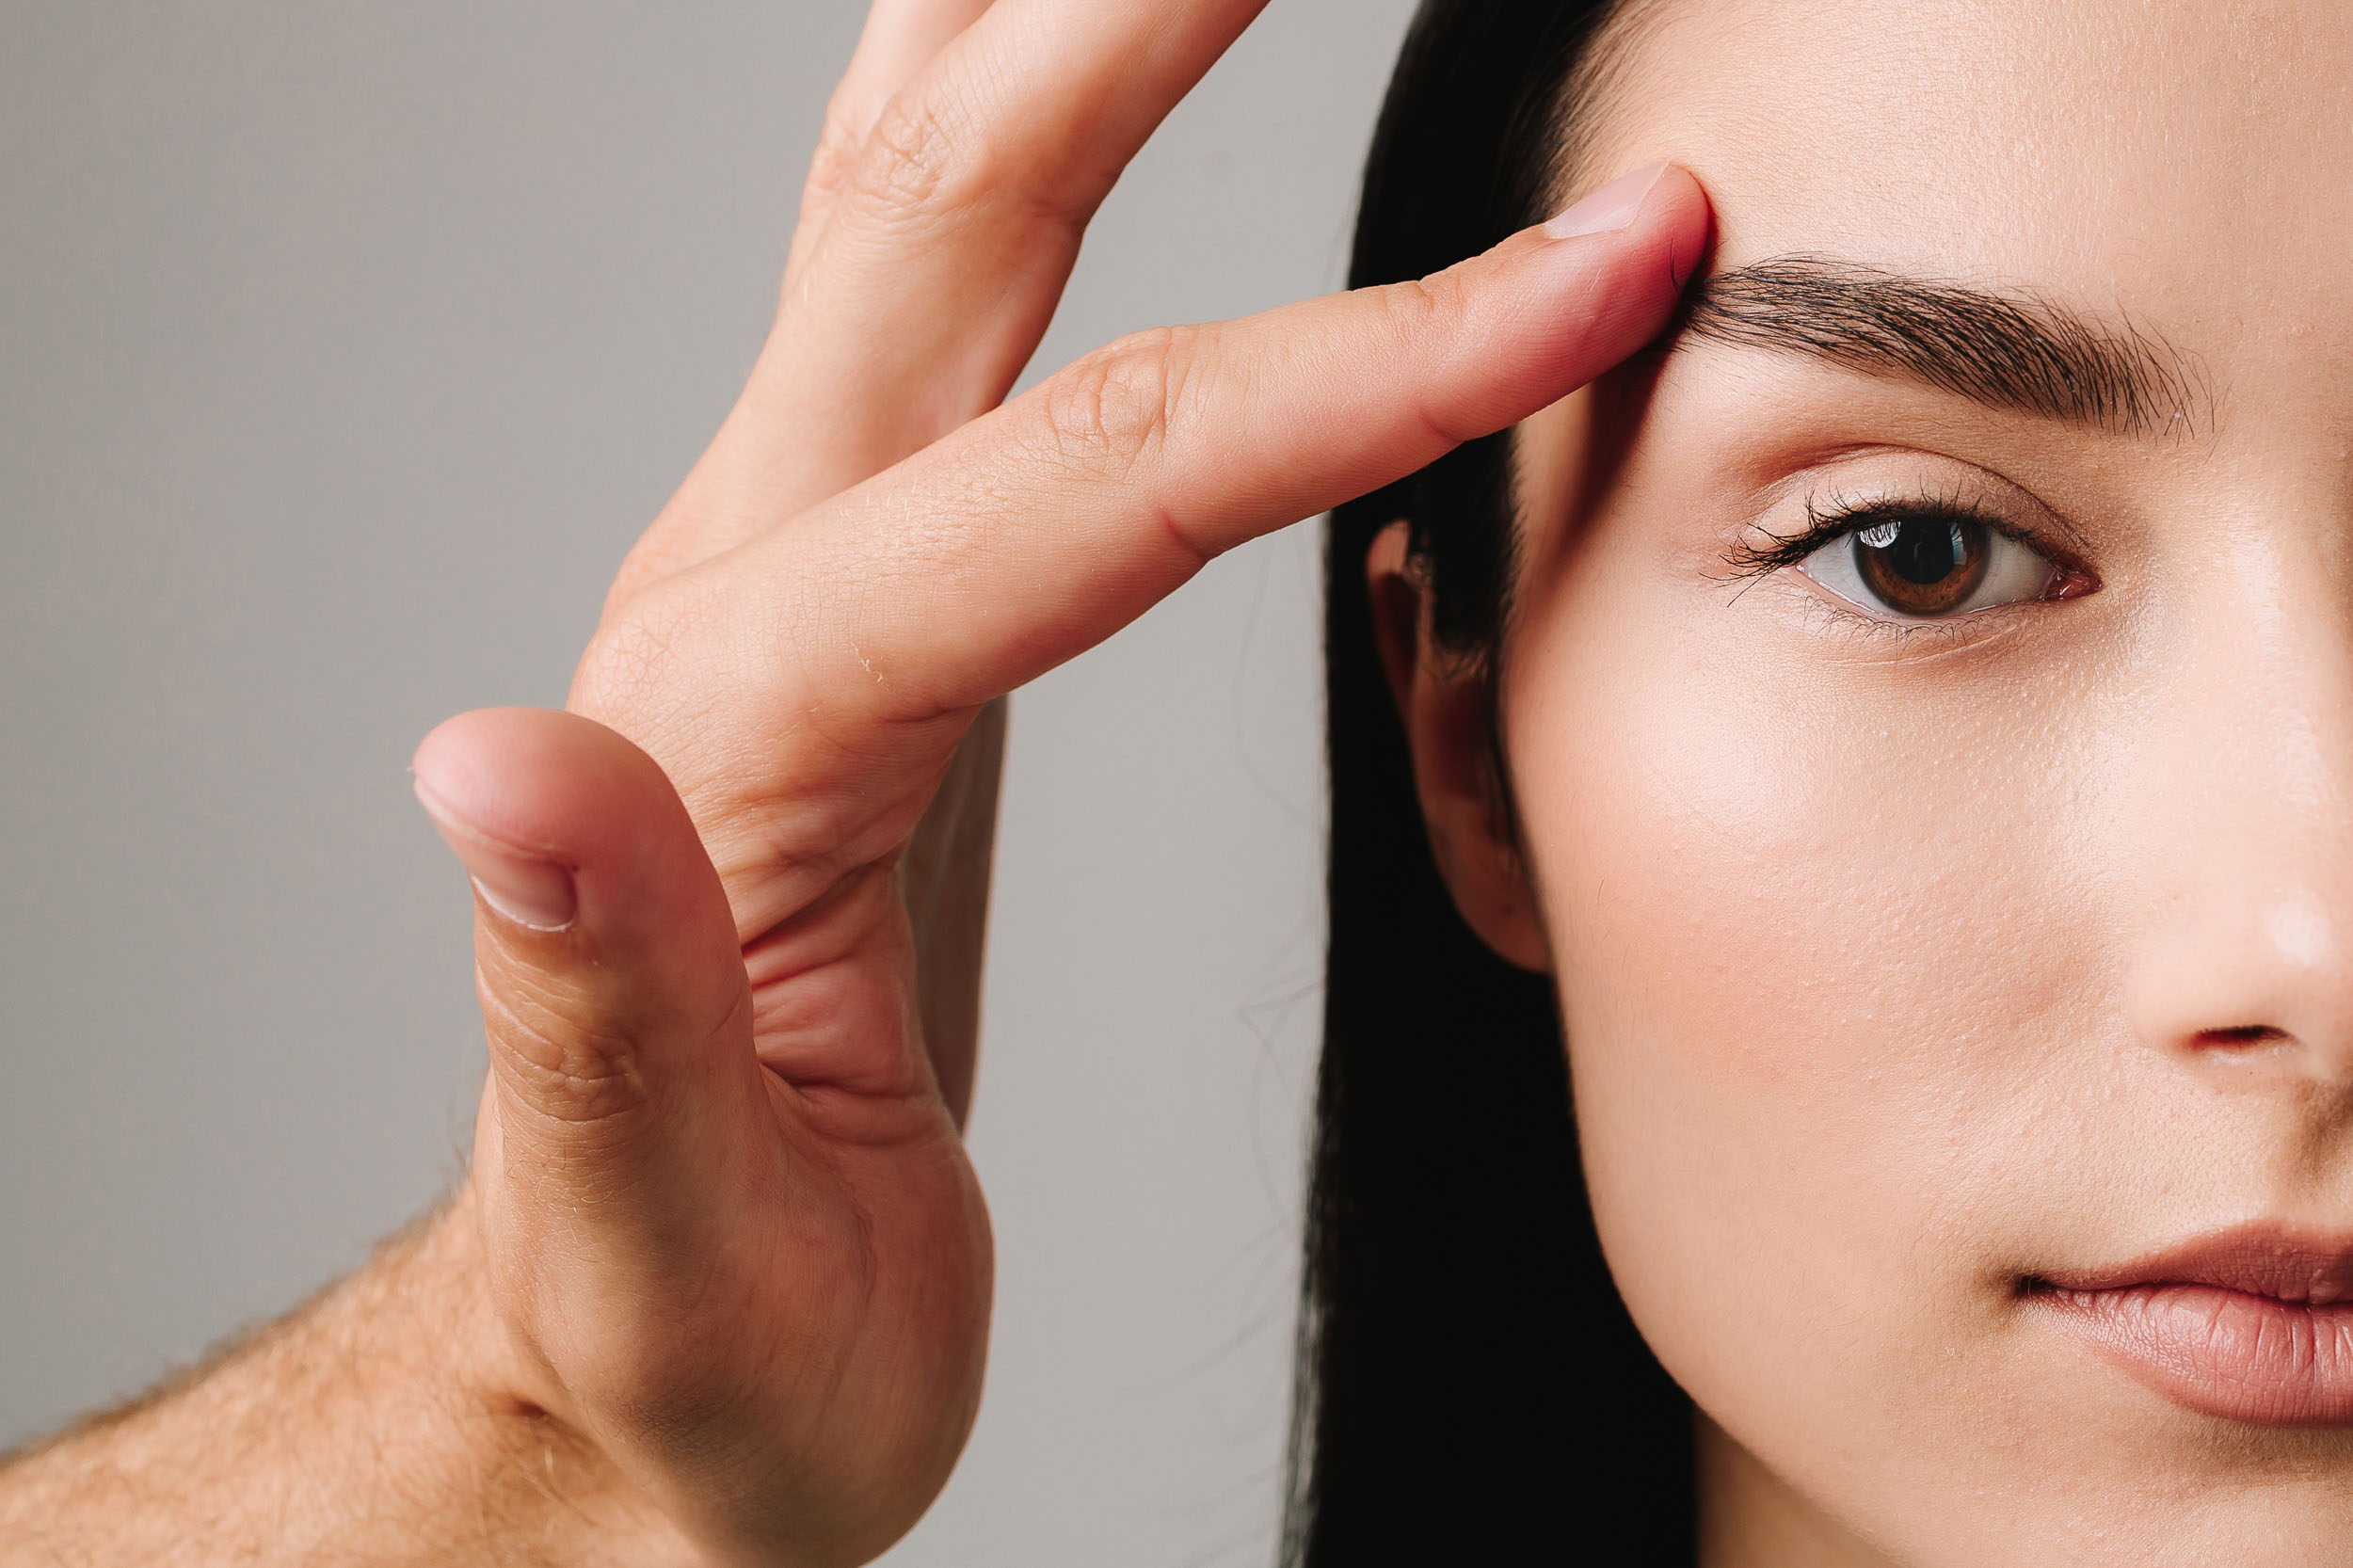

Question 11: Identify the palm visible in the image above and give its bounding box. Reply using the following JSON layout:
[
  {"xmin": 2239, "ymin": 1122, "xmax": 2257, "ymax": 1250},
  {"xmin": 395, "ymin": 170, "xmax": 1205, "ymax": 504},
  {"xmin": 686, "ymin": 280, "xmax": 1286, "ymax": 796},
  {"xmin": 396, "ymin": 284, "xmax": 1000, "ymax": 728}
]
[
  {"xmin": 544, "ymin": 599, "xmax": 999, "ymax": 1548},
  {"xmin": 461, "ymin": 709, "xmax": 992, "ymax": 1559}
]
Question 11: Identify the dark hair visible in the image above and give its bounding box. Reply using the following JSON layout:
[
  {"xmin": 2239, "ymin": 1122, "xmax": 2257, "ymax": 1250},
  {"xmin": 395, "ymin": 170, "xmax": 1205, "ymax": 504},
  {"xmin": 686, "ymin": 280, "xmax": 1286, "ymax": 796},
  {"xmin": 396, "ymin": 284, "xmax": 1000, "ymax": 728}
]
[{"xmin": 1286, "ymin": 3, "xmax": 1696, "ymax": 1561}]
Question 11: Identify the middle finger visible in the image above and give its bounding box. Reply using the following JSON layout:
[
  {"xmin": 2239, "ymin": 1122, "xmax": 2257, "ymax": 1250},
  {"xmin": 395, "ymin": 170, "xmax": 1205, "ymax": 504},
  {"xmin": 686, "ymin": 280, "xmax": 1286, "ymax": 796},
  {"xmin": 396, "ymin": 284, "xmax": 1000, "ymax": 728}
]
[
  {"xmin": 628, "ymin": 0, "xmax": 1273, "ymax": 589},
  {"xmin": 781, "ymin": 0, "xmax": 997, "ymax": 292}
]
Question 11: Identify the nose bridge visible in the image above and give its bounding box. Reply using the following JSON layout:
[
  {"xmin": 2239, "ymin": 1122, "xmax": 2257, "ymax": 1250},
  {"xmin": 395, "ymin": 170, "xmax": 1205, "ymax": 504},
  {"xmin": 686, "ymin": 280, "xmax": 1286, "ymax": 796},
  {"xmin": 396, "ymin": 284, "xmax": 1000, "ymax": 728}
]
[
  {"xmin": 2125, "ymin": 529, "xmax": 2353, "ymax": 1078},
  {"xmin": 2205, "ymin": 562, "xmax": 2352, "ymax": 877}
]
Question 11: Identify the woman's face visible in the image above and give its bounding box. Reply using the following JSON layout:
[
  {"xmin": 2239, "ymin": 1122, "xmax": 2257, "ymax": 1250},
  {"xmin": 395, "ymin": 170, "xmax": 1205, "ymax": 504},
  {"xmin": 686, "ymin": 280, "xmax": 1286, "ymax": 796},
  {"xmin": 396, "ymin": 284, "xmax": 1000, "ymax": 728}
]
[{"xmin": 1486, "ymin": 0, "xmax": 2353, "ymax": 1558}]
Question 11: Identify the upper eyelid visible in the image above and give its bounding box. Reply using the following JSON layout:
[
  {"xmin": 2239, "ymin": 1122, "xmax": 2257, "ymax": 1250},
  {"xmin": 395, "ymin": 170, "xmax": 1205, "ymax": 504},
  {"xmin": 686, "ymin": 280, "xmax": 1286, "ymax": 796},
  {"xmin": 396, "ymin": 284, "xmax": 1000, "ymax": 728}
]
[
  {"xmin": 1747, "ymin": 528, "xmax": 2037, "ymax": 646},
  {"xmin": 1720, "ymin": 440, "xmax": 2089, "ymax": 546},
  {"xmin": 1723, "ymin": 495, "xmax": 2003, "ymax": 578},
  {"xmin": 1724, "ymin": 476, "xmax": 2084, "ymax": 582}
]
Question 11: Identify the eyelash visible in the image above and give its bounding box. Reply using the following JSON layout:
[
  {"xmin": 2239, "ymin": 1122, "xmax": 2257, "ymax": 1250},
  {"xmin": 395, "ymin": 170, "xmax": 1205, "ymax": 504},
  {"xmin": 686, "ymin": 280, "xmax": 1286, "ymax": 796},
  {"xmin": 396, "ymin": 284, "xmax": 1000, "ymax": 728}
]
[
  {"xmin": 1726, "ymin": 488, "xmax": 2035, "ymax": 580},
  {"xmin": 1721, "ymin": 485, "xmax": 2095, "ymax": 644}
]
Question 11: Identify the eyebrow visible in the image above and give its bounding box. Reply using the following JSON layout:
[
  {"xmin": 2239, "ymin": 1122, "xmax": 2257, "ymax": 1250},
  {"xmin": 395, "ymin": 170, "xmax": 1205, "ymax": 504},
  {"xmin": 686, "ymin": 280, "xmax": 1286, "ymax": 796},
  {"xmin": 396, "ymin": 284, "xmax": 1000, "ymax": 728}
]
[{"xmin": 1674, "ymin": 257, "xmax": 2206, "ymax": 439}]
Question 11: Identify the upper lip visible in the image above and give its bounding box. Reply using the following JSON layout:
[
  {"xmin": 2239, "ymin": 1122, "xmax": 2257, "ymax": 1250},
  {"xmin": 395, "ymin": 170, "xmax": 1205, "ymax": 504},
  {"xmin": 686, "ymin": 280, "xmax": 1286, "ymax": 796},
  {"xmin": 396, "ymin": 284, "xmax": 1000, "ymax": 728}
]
[{"xmin": 2031, "ymin": 1224, "xmax": 2353, "ymax": 1305}]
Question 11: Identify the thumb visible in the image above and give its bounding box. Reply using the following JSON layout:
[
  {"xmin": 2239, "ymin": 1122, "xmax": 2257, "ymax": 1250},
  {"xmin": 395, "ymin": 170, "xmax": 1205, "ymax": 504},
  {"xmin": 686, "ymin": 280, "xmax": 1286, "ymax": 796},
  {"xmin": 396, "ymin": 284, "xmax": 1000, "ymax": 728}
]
[{"xmin": 411, "ymin": 707, "xmax": 763, "ymax": 1278}]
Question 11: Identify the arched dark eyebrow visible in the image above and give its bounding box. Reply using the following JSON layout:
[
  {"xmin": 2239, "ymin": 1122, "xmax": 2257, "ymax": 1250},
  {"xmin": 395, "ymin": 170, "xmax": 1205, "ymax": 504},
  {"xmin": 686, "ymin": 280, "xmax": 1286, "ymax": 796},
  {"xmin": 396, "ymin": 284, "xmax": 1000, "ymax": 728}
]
[{"xmin": 1675, "ymin": 257, "xmax": 2205, "ymax": 438}]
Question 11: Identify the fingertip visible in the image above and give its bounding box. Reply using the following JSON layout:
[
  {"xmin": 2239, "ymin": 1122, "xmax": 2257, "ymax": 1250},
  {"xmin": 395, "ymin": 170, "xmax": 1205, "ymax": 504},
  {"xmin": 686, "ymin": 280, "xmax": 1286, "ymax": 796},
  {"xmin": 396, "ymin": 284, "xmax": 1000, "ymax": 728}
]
[
  {"xmin": 412, "ymin": 710, "xmax": 599, "ymax": 934},
  {"xmin": 1410, "ymin": 161, "xmax": 1708, "ymax": 435},
  {"xmin": 1642, "ymin": 163, "xmax": 1712, "ymax": 228},
  {"xmin": 1639, "ymin": 164, "xmax": 1715, "ymax": 291},
  {"xmin": 410, "ymin": 707, "xmax": 726, "ymax": 945},
  {"xmin": 1544, "ymin": 159, "xmax": 1708, "ymax": 234},
  {"xmin": 413, "ymin": 708, "xmax": 563, "ymax": 849},
  {"xmin": 1512, "ymin": 162, "xmax": 1715, "ymax": 379},
  {"xmin": 1543, "ymin": 162, "xmax": 1712, "ymax": 288},
  {"xmin": 412, "ymin": 708, "xmax": 663, "ymax": 865},
  {"xmin": 1528, "ymin": 162, "xmax": 1710, "ymax": 291}
]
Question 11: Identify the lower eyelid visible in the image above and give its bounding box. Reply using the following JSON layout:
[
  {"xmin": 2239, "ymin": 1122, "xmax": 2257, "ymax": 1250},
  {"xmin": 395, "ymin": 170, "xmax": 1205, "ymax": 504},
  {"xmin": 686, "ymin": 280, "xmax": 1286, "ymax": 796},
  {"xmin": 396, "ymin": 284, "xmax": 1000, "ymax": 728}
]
[{"xmin": 1775, "ymin": 576, "xmax": 2020, "ymax": 660}]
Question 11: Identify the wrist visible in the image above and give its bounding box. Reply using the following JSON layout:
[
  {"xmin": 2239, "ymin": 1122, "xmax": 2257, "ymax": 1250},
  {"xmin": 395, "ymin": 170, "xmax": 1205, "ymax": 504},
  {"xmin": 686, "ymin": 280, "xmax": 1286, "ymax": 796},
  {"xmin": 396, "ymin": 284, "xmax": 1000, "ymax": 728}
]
[
  {"xmin": 390, "ymin": 1184, "xmax": 702, "ymax": 1565},
  {"xmin": 0, "ymin": 1186, "xmax": 699, "ymax": 1568}
]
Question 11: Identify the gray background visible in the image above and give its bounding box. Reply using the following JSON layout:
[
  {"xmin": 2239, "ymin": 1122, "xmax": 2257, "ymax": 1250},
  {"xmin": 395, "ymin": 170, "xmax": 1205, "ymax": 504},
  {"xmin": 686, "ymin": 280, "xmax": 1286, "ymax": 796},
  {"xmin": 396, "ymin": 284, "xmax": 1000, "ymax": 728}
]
[{"xmin": 0, "ymin": 1, "xmax": 1417, "ymax": 1561}]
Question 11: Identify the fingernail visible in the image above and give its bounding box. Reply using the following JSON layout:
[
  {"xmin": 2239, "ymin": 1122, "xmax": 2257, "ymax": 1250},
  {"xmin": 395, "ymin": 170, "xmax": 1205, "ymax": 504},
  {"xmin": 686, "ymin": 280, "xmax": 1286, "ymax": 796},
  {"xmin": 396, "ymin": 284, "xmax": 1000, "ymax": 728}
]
[
  {"xmin": 413, "ymin": 779, "xmax": 578, "ymax": 932},
  {"xmin": 1544, "ymin": 163, "xmax": 1670, "ymax": 239}
]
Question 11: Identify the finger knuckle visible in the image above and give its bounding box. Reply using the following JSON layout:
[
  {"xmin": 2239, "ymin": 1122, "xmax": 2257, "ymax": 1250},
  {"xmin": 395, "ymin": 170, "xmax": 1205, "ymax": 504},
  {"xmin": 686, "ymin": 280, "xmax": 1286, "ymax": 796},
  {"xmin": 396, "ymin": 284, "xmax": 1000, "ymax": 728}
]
[
  {"xmin": 1376, "ymin": 271, "xmax": 1485, "ymax": 443},
  {"xmin": 571, "ymin": 597, "xmax": 689, "ymax": 733},
  {"xmin": 800, "ymin": 101, "xmax": 867, "ymax": 210},
  {"xmin": 840, "ymin": 77, "xmax": 1091, "ymax": 241},
  {"xmin": 479, "ymin": 965, "xmax": 652, "ymax": 1128},
  {"xmin": 1381, "ymin": 269, "xmax": 1465, "ymax": 344},
  {"xmin": 846, "ymin": 88, "xmax": 990, "ymax": 227},
  {"xmin": 1033, "ymin": 325, "xmax": 1205, "ymax": 483}
]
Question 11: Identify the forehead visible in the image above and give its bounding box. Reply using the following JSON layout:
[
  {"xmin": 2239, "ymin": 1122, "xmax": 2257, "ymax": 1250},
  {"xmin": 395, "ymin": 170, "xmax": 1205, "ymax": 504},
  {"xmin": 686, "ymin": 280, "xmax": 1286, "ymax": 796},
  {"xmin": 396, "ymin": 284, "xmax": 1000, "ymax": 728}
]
[{"xmin": 1578, "ymin": 0, "xmax": 2353, "ymax": 380}]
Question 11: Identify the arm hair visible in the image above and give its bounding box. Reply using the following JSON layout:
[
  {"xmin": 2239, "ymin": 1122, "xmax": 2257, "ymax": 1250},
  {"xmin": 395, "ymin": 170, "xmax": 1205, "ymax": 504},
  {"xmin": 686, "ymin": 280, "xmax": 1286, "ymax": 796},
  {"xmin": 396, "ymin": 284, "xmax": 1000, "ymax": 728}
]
[{"xmin": 0, "ymin": 1192, "xmax": 692, "ymax": 1567}]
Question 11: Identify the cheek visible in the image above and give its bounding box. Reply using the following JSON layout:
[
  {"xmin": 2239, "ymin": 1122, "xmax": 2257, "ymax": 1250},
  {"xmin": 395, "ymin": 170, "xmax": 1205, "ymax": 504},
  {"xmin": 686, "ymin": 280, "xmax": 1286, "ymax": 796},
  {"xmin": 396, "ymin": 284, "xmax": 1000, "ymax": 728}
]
[{"xmin": 1502, "ymin": 571, "xmax": 2118, "ymax": 1454}]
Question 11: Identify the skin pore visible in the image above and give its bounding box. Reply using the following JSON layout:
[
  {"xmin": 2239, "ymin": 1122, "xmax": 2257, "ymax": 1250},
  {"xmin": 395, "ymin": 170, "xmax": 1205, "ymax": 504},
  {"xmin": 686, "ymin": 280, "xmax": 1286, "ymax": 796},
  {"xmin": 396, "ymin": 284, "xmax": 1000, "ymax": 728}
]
[{"xmin": 1381, "ymin": 0, "xmax": 2353, "ymax": 1561}]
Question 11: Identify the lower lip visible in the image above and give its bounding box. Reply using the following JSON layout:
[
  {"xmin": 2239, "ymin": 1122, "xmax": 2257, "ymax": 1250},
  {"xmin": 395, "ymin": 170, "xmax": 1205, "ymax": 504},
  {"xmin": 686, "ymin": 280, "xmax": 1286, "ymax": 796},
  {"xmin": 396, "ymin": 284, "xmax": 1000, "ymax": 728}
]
[{"xmin": 2033, "ymin": 1284, "xmax": 2353, "ymax": 1424}]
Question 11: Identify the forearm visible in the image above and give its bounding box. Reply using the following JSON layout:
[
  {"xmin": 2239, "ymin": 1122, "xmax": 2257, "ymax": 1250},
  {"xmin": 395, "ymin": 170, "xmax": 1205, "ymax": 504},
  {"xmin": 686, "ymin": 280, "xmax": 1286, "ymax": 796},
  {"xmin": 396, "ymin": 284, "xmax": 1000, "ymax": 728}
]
[{"xmin": 0, "ymin": 1192, "xmax": 687, "ymax": 1568}]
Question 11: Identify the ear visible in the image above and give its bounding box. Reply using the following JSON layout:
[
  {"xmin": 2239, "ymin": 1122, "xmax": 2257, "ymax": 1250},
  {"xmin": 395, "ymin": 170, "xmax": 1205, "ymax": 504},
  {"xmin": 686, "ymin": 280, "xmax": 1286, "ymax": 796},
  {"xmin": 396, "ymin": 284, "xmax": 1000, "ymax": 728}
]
[{"xmin": 1365, "ymin": 520, "xmax": 1551, "ymax": 972}]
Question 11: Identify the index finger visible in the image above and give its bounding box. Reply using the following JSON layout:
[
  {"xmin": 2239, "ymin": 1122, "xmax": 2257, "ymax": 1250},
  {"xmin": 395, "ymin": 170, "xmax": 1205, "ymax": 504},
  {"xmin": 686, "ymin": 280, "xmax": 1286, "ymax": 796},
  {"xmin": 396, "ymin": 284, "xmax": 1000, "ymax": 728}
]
[{"xmin": 697, "ymin": 166, "xmax": 1710, "ymax": 725}]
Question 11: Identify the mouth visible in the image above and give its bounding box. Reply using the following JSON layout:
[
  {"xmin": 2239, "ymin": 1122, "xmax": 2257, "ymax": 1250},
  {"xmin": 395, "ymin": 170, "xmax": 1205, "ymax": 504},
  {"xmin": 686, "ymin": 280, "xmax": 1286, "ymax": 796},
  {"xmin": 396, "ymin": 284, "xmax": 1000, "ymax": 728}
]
[{"xmin": 2025, "ymin": 1225, "xmax": 2353, "ymax": 1425}]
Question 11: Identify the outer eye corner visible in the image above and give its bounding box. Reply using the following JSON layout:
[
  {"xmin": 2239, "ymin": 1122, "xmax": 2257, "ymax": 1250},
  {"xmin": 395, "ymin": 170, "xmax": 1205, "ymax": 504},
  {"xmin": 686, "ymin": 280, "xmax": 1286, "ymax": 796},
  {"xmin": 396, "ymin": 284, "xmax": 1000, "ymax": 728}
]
[{"xmin": 2046, "ymin": 560, "xmax": 2103, "ymax": 602}]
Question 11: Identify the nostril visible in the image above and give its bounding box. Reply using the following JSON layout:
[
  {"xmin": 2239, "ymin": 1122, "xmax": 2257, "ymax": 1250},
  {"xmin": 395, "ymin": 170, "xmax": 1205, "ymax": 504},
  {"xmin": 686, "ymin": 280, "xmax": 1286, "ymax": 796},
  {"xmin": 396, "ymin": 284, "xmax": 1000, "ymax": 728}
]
[{"xmin": 2194, "ymin": 1024, "xmax": 2290, "ymax": 1049}]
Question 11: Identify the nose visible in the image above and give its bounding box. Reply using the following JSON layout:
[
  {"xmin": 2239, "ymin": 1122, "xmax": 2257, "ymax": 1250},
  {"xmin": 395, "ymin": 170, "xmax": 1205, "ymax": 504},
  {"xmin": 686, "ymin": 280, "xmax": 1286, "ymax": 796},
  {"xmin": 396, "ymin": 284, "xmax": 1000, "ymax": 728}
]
[
  {"xmin": 2129, "ymin": 885, "xmax": 2353, "ymax": 1080},
  {"xmin": 2122, "ymin": 553, "xmax": 2353, "ymax": 1087}
]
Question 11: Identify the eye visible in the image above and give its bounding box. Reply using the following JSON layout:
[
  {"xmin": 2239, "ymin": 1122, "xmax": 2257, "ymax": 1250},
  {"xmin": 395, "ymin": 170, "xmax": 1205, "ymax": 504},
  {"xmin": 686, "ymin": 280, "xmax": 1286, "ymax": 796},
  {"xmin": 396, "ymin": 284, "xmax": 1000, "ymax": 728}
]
[{"xmin": 1799, "ymin": 512, "xmax": 2068, "ymax": 621}]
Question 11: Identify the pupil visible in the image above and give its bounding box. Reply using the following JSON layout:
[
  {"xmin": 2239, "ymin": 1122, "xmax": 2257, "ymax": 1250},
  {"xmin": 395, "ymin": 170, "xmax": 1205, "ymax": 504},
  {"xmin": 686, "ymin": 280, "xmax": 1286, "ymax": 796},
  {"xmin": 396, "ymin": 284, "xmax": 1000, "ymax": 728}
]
[{"xmin": 1889, "ymin": 520, "xmax": 1963, "ymax": 584}]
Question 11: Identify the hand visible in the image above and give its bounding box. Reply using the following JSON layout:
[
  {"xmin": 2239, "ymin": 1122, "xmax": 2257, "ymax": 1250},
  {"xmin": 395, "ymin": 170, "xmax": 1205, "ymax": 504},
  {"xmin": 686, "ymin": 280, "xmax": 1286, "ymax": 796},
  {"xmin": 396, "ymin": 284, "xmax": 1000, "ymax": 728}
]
[{"xmin": 408, "ymin": 8, "xmax": 1713, "ymax": 1568}]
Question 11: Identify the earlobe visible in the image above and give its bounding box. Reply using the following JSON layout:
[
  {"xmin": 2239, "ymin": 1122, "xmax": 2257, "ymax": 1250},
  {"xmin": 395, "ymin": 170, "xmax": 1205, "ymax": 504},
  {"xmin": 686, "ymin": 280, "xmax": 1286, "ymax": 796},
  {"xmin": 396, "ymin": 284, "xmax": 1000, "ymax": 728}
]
[{"xmin": 1364, "ymin": 521, "xmax": 1554, "ymax": 973}]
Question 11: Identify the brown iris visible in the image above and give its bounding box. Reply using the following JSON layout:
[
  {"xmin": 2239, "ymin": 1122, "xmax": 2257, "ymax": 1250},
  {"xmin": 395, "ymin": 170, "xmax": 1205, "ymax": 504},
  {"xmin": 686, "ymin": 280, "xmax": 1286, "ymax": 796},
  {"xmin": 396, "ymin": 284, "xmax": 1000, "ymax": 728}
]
[{"xmin": 1852, "ymin": 516, "xmax": 1991, "ymax": 616}]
